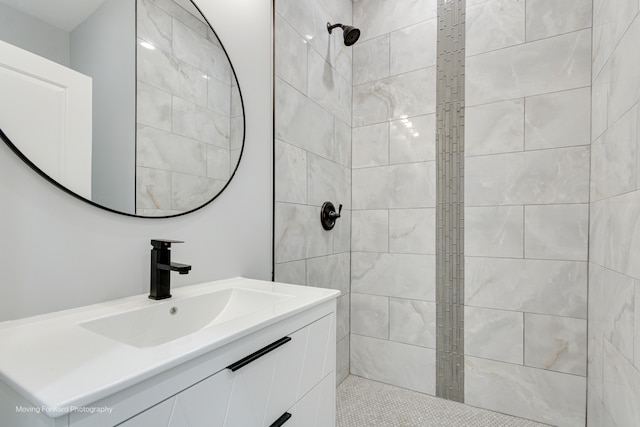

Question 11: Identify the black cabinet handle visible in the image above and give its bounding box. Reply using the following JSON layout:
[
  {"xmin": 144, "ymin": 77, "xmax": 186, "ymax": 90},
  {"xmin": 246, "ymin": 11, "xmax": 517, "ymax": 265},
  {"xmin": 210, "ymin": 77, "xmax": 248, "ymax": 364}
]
[
  {"xmin": 269, "ymin": 412, "xmax": 292, "ymax": 427},
  {"xmin": 226, "ymin": 337, "xmax": 291, "ymax": 372}
]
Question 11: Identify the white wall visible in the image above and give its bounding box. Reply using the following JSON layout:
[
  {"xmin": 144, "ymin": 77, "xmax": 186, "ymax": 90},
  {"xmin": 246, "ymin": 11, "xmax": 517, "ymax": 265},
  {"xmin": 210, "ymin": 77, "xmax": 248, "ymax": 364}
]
[
  {"xmin": 0, "ymin": 2, "xmax": 69, "ymax": 66},
  {"xmin": 0, "ymin": 0, "xmax": 273, "ymax": 321}
]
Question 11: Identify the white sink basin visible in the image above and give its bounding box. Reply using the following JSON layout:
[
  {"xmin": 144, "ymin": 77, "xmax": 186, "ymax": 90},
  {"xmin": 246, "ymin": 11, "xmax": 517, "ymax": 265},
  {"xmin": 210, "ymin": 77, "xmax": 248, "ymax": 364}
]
[
  {"xmin": 0, "ymin": 277, "xmax": 340, "ymax": 417},
  {"xmin": 80, "ymin": 288, "xmax": 292, "ymax": 347}
]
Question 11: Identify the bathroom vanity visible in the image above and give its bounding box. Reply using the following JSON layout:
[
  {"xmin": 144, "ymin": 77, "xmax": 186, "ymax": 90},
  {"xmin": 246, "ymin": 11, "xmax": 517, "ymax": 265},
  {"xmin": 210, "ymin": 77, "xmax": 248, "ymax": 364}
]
[{"xmin": 0, "ymin": 278, "xmax": 339, "ymax": 427}]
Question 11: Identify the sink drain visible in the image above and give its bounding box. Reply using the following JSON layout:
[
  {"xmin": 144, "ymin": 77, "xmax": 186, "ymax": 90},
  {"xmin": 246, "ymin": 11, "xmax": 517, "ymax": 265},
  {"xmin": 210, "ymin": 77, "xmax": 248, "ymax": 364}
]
[{"xmin": 169, "ymin": 307, "xmax": 178, "ymax": 315}]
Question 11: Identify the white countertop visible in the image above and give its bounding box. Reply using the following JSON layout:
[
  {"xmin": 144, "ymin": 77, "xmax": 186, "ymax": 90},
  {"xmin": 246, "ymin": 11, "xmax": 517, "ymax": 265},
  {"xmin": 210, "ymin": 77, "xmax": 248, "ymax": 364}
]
[{"xmin": 0, "ymin": 277, "xmax": 340, "ymax": 417}]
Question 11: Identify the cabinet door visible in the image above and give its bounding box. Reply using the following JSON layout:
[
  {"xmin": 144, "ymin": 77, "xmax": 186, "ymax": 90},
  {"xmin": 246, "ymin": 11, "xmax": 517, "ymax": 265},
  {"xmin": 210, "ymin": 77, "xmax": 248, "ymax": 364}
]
[
  {"xmin": 118, "ymin": 314, "xmax": 336, "ymax": 427},
  {"xmin": 118, "ymin": 370, "xmax": 234, "ymax": 427},
  {"xmin": 286, "ymin": 373, "xmax": 335, "ymax": 427}
]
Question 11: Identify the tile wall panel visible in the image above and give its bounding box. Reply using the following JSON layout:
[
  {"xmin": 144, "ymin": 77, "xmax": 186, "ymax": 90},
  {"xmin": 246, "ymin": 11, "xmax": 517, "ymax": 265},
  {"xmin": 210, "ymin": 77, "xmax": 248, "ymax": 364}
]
[
  {"xmin": 274, "ymin": 0, "xmax": 353, "ymax": 386},
  {"xmin": 465, "ymin": 0, "xmax": 590, "ymax": 423},
  {"xmin": 351, "ymin": 1, "xmax": 438, "ymax": 395}
]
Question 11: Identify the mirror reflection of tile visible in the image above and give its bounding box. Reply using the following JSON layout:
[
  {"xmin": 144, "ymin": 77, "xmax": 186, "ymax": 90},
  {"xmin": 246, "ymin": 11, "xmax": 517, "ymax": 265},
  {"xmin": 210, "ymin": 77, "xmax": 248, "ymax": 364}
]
[{"xmin": 136, "ymin": 0, "xmax": 242, "ymax": 216}]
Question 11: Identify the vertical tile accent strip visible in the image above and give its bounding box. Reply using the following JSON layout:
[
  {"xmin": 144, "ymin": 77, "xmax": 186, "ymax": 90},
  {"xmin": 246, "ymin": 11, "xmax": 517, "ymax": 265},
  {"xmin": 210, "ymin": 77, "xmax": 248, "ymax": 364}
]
[{"xmin": 435, "ymin": 0, "xmax": 465, "ymax": 402}]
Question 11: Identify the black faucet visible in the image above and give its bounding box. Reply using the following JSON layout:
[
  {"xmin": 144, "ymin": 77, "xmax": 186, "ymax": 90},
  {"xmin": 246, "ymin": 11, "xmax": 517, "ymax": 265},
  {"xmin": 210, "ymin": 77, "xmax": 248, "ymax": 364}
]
[{"xmin": 149, "ymin": 239, "xmax": 192, "ymax": 300}]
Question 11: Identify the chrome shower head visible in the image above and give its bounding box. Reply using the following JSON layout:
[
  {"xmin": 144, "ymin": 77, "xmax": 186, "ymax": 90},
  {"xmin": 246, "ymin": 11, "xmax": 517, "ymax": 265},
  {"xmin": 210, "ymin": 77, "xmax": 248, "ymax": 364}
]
[{"xmin": 327, "ymin": 22, "xmax": 361, "ymax": 46}]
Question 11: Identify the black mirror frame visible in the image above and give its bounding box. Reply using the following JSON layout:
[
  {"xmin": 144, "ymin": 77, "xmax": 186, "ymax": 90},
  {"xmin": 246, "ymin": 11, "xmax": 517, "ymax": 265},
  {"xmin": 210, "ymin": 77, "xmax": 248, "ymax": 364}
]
[{"xmin": 0, "ymin": 0, "xmax": 246, "ymax": 219}]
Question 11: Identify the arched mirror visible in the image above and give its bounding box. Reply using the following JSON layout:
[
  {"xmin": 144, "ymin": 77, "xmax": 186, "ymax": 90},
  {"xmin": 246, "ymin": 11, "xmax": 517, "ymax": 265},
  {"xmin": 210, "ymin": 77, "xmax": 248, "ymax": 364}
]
[{"xmin": 0, "ymin": 0, "xmax": 244, "ymax": 217}]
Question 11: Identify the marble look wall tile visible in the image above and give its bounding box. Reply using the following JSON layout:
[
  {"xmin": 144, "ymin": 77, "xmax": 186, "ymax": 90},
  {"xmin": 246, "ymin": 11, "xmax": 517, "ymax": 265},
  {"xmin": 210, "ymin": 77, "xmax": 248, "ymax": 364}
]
[
  {"xmin": 275, "ymin": 78, "xmax": 334, "ymax": 159},
  {"xmin": 465, "ymin": 257, "xmax": 587, "ymax": 318},
  {"xmin": 137, "ymin": 82, "xmax": 172, "ymax": 132},
  {"xmin": 589, "ymin": 263, "xmax": 635, "ymax": 362},
  {"xmin": 332, "ymin": 29, "xmax": 353, "ymax": 84},
  {"xmin": 307, "ymin": 47, "xmax": 352, "ymax": 126},
  {"xmin": 465, "ymin": 356, "xmax": 586, "ymax": 426},
  {"xmin": 337, "ymin": 336, "xmax": 349, "ymax": 385},
  {"xmin": 333, "ymin": 209, "xmax": 351, "ymax": 254},
  {"xmin": 353, "ymin": 0, "xmax": 437, "ymax": 42},
  {"xmin": 351, "ymin": 210, "xmax": 388, "ymax": 253},
  {"xmin": 602, "ymin": 339, "xmax": 640, "ymax": 426},
  {"xmin": 465, "ymin": 99, "xmax": 524, "ymax": 157},
  {"xmin": 274, "ymin": 260, "xmax": 306, "ymax": 285},
  {"xmin": 275, "ymin": 13, "xmax": 308, "ymax": 95},
  {"xmin": 465, "ymin": 146, "xmax": 590, "ymax": 206},
  {"xmin": 524, "ymin": 314, "xmax": 586, "ymax": 376},
  {"xmin": 229, "ymin": 117, "xmax": 243, "ymax": 153},
  {"xmin": 351, "ymin": 252, "xmax": 436, "ymax": 301},
  {"xmin": 138, "ymin": 0, "xmax": 172, "ymax": 56},
  {"xmin": 172, "ymin": 97, "xmax": 229, "ymax": 147},
  {"xmin": 592, "ymin": 0, "xmax": 638, "ymax": 78},
  {"xmin": 607, "ymin": 16, "xmax": 640, "ymax": 127},
  {"xmin": 389, "ymin": 114, "xmax": 436, "ymax": 163},
  {"xmin": 465, "ymin": 206, "xmax": 524, "ymax": 258},
  {"xmin": 173, "ymin": 19, "xmax": 230, "ymax": 84},
  {"xmin": 275, "ymin": 140, "xmax": 307, "ymax": 204},
  {"xmin": 389, "ymin": 19, "xmax": 437, "ymax": 75},
  {"xmin": 351, "ymin": 293, "xmax": 389, "ymax": 339},
  {"xmin": 171, "ymin": 173, "xmax": 221, "ymax": 210},
  {"xmin": 150, "ymin": 0, "xmax": 208, "ymax": 37},
  {"xmin": 136, "ymin": 167, "xmax": 172, "ymax": 210},
  {"xmin": 466, "ymin": 29, "xmax": 591, "ymax": 107},
  {"xmin": 174, "ymin": 59, "xmax": 209, "ymax": 107},
  {"xmin": 388, "ymin": 298, "xmax": 435, "ymax": 349},
  {"xmin": 337, "ymin": 294, "xmax": 350, "ymax": 342},
  {"xmin": 229, "ymin": 149, "xmax": 241, "ymax": 172},
  {"xmin": 389, "ymin": 209, "xmax": 435, "ymax": 255},
  {"xmin": 352, "ymin": 123, "xmax": 389, "ymax": 168},
  {"xmin": 137, "ymin": 39, "xmax": 179, "ymax": 93},
  {"xmin": 589, "ymin": 192, "xmax": 640, "ymax": 279},
  {"xmin": 637, "ymin": 280, "xmax": 640, "ymax": 369},
  {"xmin": 306, "ymin": 253, "xmax": 350, "ymax": 295},
  {"xmin": 591, "ymin": 62, "xmax": 609, "ymax": 141},
  {"xmin": 466, "ymin": 0, "xmax": 525, "ymax": 57},
  {"xmin": 587, "ymin": 389, "xmax": 617, "ymax": 427},
  {"xmin": 525, "ymin": 87, "xmax": 591, "ymax": 150},
  {"xmin": 353, "ymin": 35, "xmax": 389, "ymax": 86},
  {"xmin": 588, "ymin": 317, "xmax": 605, "ymax": 404},
  {"xmin": 137, "ymin": 125, "xmax": 206, "ymax": 175},
  {"xmin": 206, "ymin": 144, "xmax": 230, "ymax": 181},
  {"xmin": 351, "ymin": 334, "xmax": 436, "ymax": 395},
  {"xmin": 353, "ymin": 67, "xmax": 436, "ymax": 127},
  {"xmin": 274, "ymin": 202, "xmax": 333, "ymax": 263},
  {"xmin": 206, "ymin": 76, "xmax": 231, "ymax": 117},
  {"xmin": 591, "ymin": 104, "xmax": 638, "ymax": 202},
  {"xmin": 464, "ymin": 306, "xmax": 523, "ymax": 365},
  {"xmin": 352, "ymin": 162, "xmax": 436, "ymax": 209},
  {"xmin": 525, "ymin": 0, "xmax": 592, "ymax": 42},
  {"xmin": 524, "ymin": 204, "xmax": 589, "ymax": 261},
  {"xmin": 230, "ymin": 85, "xmax": 242, "ymax": 119},
  {"xmin": 316, "ymin": 0, "xmax": 352, "ymax": 32},
  {"xmin": 334, "ymin": 119, "xmax": 351, "ymax": 168},
  {"xmin": 307, "ymin": 154, "xmax": 351, "ymax": 209},
  {"xmin": 276, "ymin": 0, "xmax": 333, "ymax": 64}
]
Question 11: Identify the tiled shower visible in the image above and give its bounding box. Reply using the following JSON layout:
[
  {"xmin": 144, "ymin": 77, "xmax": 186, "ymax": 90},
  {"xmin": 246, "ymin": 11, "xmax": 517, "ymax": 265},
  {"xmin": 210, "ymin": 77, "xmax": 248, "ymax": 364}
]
[{"xmin": 274, "ymin": 0, "xmax": 640, "ymax": 426}]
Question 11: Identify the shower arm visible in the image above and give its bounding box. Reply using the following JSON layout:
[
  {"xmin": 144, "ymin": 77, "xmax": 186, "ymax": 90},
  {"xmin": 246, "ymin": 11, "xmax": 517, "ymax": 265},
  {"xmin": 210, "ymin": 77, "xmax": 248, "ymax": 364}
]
[{"xmin": 327, "ymin": 23, "xmax": 343, "ymax": 34}]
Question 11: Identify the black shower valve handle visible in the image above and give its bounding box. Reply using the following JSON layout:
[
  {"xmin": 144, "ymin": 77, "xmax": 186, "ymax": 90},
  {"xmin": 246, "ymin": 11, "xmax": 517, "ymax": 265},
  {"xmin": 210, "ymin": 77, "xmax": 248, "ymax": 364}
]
[
  {"xmin": 329, "ymin": 204, "xmax": 343, "ymax": 219},
  {"xmin": 320, "ymin": 201, "xmax": 342, "ymax": 230}
]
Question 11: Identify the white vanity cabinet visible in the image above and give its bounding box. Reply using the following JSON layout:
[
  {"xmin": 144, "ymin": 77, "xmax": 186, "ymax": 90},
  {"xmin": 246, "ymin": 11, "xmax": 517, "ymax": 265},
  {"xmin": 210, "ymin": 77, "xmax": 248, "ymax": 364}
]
[
  {"xmin": 0, "ymin": 279, "xmax": 339, "ymax": 427},
  {"xmin": 118, "ymin": 311, "xmax": 335, "ymax": 427}
]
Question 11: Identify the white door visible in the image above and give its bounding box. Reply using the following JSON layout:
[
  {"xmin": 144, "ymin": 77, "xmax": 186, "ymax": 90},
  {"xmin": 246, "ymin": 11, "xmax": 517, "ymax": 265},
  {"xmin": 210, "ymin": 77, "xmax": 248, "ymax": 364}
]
[{"xmin": 0, "ymin": 39, "xmax": 92, "ymax": 199}]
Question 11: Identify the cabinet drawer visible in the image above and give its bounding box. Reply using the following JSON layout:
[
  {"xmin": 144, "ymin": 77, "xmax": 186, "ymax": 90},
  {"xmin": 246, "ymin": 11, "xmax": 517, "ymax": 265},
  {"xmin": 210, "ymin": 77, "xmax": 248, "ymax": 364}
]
[
  {"xmin": 225, "ymin": 312, "xmax": 335, "ymax": 427},
  {"xmin": 118, "ymin": 313, "xmax": 335, "ymax": 427}
]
